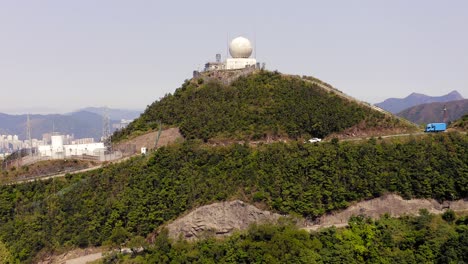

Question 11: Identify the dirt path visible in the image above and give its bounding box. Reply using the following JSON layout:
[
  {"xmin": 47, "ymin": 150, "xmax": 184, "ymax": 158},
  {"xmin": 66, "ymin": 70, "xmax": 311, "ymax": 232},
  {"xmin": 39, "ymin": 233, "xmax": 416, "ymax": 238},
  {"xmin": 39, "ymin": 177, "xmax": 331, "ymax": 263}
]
[{"xmin": 65, "ymin": 252, "xmax": 102, "ymax": 264}]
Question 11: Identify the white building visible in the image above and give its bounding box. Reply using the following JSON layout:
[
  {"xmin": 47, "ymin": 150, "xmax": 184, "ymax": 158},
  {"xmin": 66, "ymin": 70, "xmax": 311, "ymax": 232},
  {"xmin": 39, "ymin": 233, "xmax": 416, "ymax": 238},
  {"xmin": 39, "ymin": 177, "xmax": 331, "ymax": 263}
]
[
  {"xmin": 38, "ymin": 134, "xmax": 106, "ymax": 159},
  {"xmin": 225, "ymin": 36, "xmax": 256, "ymax": 70},
  {"xmin": 204, "ymin": 36, "xmax": 257, "ymax": 71}
]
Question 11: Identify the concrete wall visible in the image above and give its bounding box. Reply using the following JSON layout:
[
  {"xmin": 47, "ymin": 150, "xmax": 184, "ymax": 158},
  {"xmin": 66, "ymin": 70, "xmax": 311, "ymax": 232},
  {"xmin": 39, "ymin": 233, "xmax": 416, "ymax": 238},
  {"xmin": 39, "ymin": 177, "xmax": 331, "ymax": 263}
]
[{"xmin": 225, "ymin": 58, "xmax": 257, "ymax": 70}]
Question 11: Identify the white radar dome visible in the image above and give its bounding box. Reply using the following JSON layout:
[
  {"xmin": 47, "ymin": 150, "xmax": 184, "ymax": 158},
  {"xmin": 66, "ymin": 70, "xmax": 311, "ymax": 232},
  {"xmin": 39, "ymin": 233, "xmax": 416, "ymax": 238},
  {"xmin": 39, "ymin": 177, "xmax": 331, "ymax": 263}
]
[{"xmin": 229, "ymin": 36, "xmax": 253, "ymax": 58}]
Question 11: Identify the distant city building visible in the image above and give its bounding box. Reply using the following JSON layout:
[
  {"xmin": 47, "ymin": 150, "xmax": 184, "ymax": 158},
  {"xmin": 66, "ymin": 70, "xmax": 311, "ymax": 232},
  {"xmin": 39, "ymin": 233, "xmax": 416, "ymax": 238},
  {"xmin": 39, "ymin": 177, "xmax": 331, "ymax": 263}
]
[
  {"xmin": 0, "ymin": 134, "xmax": 30, "ymax": 152},
  {"xmin": 0, "ymin": 132, "xmax": 109, "ymax": 160},
  {"xmin": 112, "ymin": 119, "xmax": 133, "ymax": 130}
]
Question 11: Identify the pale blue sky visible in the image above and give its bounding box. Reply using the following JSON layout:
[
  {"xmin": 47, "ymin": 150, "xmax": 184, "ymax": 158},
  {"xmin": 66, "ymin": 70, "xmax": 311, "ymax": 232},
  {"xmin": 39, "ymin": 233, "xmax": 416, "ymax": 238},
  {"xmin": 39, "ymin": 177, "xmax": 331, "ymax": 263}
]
[{"xmin": 1, "ymin": 0, "xmax": 467, "ymax": 114}]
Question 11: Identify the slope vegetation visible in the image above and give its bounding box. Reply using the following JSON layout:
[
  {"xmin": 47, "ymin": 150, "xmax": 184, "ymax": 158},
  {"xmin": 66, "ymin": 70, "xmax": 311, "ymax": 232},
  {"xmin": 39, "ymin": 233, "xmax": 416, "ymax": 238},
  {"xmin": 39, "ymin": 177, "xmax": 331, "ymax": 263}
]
[
  {"xmin": 113, "ymin": 71, "xmax": 413, "ymax": 142},
  {"xmin": 0, "ymin": 132, "xmax": 466, "ymax": 262},
  {"xmin": 450, "ymin": 114, "xmax": 468, "ymax": 131}
]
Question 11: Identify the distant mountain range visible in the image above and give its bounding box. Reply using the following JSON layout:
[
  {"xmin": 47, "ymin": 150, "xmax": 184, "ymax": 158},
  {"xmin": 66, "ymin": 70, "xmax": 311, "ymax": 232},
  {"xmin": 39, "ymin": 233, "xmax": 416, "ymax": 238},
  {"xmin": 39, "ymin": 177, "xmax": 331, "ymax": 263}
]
[
  {"xmin": 375, "ymin": 90, "xmax": 464, "ymax": 114},
  {"xmin": 397, "ymin": 99, "xmax": 468, "ymax": 125},
  {"xmin": 76, "ymin": 107, "xmax": 142, "ymax": 120},
  {"xmin": 0, "ymin": 107, "xmax": 142, "ymax": 141}
]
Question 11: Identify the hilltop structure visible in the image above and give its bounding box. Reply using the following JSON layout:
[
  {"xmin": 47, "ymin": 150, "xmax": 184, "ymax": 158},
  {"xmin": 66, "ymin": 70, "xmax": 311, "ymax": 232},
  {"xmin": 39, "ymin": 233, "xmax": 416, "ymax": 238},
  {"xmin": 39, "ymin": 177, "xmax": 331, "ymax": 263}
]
[{"xmin": 203, "ymin": 36, "xmax": 258, "ymax": 72}]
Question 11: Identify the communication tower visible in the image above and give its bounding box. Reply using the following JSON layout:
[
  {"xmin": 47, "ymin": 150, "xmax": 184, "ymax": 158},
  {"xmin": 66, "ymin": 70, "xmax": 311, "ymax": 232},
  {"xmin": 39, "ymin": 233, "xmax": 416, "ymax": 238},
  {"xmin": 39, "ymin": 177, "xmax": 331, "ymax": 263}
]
[
  {"xmin": 26, "ymin": 114, "xmax": 33, "ymax": 155},
  {"xmin": 443, "ymin": 105, "xmax": 449, "ymax": 123},
  {"xmin": 102, "ymin": 107, "xmax": 111, "ymax": 147}
]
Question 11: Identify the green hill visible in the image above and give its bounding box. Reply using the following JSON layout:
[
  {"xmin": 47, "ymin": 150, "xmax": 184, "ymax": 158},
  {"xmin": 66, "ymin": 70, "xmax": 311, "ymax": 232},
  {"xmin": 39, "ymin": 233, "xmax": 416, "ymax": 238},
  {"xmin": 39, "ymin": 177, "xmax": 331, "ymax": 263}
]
[
  {"xmin": 0, "ymin": 133, "xmax": 466, "ymax": 262},
  {"xmin": 0, "ymin": 70, "xmax": 464, "ymax": 263},
  {"xmin": 113, "ymin": 70, "xmax": 414, "ymax": 142}
]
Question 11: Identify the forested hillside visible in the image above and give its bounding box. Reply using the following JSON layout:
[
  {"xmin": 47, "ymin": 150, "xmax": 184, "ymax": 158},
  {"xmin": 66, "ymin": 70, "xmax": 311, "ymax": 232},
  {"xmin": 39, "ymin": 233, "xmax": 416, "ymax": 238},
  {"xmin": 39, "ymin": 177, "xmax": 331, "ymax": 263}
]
[
  {"xmin": 0, "ymin": 132, "xmax": 466, "ymax": 262},
  {"xmin": 113, "ymin": 71, "xmax": 412, "ymax": 142}
]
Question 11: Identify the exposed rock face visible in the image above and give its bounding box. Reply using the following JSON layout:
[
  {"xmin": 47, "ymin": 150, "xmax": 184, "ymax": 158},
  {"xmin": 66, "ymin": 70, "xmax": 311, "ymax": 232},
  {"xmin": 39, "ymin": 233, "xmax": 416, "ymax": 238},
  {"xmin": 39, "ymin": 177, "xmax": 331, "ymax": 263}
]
[
  {"xmin": 165, "ymin": 195, "xmax": 468, "ymax": 240},
  {"xmin": 305, "ymin": 194, "xmax": 468, "ymax": 231},
  {"xmin": 166, "ymin": 200, "xmax": 281, "ymax": 240}
]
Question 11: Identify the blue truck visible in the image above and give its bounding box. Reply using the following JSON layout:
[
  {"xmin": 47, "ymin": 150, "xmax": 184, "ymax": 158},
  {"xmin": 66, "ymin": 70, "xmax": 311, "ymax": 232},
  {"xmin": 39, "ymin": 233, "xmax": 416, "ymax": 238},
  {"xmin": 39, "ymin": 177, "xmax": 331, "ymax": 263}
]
[{"xmin": 424, "ymin": 123, "xmax": 446, "ymax": 132}]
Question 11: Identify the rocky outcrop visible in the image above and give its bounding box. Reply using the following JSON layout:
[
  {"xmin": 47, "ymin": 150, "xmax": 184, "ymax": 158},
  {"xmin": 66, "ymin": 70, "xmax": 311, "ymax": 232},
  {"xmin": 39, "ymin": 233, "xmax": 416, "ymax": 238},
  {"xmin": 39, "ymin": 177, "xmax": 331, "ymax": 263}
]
[
  {"xmin": 166, "ymin": 200, "xmax": 281, "ymax": 241},
  {"xmin": 165, "ymin": 195, "xmax": 468, "ymax": 240}
]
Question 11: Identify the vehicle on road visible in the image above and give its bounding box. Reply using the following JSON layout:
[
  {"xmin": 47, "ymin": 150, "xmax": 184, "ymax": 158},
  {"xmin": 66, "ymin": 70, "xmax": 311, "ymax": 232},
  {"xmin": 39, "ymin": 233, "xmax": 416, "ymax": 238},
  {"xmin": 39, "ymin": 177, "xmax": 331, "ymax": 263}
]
[
  {"xmin": 424, "ymin": 123, "xmax": 446, "ymax": 132},
  {"xmin": 308, "ymin": 138, "xmax": 322, "ymax": 143}
]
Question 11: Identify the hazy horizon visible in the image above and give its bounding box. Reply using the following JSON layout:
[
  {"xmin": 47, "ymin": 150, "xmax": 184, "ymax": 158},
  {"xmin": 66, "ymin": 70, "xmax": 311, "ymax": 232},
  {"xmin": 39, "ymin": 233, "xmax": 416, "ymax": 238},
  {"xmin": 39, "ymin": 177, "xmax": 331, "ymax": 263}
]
[
  {"xmin": 0, "ymin": 106, "xmax": 143, "ymax": 115},
  {"xmin": 1, "ymin": 1, "xmax": 467, "ymax": 113}
]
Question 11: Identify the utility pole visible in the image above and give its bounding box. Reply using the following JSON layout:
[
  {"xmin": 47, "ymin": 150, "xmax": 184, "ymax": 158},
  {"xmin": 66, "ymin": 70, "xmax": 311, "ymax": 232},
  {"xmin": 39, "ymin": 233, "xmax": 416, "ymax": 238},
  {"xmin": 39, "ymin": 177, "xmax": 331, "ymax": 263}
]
[{"xmin": 443, "ymin": 105, "xmax": 449, "ymax": 123}]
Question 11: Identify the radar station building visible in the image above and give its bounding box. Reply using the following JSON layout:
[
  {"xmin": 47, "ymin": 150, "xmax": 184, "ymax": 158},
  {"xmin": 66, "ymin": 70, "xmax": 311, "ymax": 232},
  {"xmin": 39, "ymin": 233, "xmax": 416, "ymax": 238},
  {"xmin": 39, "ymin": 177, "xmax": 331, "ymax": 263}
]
[{"xmin": 204, "ymin": 36, "xmax": 257, "ymax": 71}]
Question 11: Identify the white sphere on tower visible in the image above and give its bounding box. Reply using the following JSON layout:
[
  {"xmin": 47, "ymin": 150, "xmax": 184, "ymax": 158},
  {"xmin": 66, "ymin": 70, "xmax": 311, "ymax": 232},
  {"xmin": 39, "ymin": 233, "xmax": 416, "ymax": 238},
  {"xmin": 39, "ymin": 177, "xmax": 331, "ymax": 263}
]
[{"xmin": 229, "ymin": 36, "xmax": 253, "ymax": 58}]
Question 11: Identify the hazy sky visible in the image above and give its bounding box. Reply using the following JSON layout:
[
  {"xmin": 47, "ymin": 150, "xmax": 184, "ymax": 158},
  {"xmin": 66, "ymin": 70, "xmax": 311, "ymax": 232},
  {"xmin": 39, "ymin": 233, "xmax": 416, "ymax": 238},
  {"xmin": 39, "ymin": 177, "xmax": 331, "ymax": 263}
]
[{"xmin": 1, "ymin": 0, "xmax": 467, "ymax": 114}]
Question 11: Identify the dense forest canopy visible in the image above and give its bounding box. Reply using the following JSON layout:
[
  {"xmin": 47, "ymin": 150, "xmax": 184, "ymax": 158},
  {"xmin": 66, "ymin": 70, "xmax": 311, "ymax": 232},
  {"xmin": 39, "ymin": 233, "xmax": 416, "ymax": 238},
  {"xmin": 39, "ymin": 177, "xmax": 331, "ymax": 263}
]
[
  {"xmin": 0, "ymin": 132, "xmax": 466, "ymax": 262},
  {"xmin": 113, "ymin": 71, "xmax": 411, "ymax": 142}
]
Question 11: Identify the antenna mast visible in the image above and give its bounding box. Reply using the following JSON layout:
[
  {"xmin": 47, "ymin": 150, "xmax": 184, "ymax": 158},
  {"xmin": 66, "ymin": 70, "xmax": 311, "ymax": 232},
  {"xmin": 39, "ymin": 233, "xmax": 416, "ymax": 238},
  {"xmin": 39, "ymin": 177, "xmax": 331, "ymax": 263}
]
[
  {"xmin": 26, "ymin": 114, "xmax": 32, "ymax": 155},
  {"xmin": 443, "ymin": 105, "xmax": 449, "ymax": 123},
  {"xmin": 102, "ymin": 107, "xmax": 111, "ymax": 147}
]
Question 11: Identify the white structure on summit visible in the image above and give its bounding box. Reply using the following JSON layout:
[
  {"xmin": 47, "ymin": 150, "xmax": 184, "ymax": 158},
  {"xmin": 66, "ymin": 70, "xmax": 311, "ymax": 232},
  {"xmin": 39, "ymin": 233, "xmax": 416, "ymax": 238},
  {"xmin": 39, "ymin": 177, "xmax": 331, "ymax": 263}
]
[
  {"xmin": 204, "ymin": 36, "xmax": 257, "ymax": 71},
  {"xmin": 226, "ymin": 36, "xmax": 257, "ymax": 70}
]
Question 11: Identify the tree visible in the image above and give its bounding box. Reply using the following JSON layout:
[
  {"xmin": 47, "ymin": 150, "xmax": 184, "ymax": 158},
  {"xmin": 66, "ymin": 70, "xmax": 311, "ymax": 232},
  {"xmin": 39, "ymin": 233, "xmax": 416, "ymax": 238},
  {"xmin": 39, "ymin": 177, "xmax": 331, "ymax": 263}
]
[
  {"xmin": 127, "ymin": 235, "xmax": 148, "ymax": 255},
  {"xmin": 107, "ymin": 227, "xmax": 129, "ymax": 251},
  {"xmin": 0, "ymin": 241, "xmax": 13, "ymax": 264},
  {"xmin": 442, "ymin": 209, "xmax": 456, "ymax": 223}
]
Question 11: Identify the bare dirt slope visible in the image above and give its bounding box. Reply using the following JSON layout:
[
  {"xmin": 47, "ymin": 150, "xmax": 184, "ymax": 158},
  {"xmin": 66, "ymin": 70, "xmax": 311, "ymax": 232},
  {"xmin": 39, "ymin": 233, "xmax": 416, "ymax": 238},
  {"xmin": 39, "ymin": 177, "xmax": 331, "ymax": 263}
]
[
  {"xmin": 305, "ymin": 194, "xmax": 468, "ymax": 231},
  {"xmin": 37, "ymin": 247, "xmax": 102, "ymax": 264},
  {"xmin": 115, "ymin": 127, "xmax": 183, "ymax": 154},
  {"xmin": 166, "ymin": 200, "xmax": 281, "ymax": 241}
]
